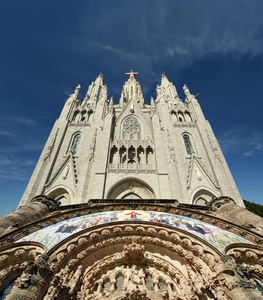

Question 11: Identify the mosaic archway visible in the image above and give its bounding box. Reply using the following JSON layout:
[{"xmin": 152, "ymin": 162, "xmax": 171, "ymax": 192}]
[
  {"xmin": 3, "ymin": 210, "xmax": 263, "ymax": 299},
  {"xmin": 17, "ymin": 210, "xmax": 253, "ymax": 252}
]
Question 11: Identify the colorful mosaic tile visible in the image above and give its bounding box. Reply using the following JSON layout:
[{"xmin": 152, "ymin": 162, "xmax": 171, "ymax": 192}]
[{"xmin": 17, "ymin": 210, "xmax": 253, "ymax": 252}]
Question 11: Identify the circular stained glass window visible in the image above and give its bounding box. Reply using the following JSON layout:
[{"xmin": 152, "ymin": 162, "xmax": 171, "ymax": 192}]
[{"xmin": 123, "ymin": 117, "xmax": 141, "ymax": 139}]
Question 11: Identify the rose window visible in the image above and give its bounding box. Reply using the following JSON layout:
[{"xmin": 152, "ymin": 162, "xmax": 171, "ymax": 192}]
[{"xmin": 123, "ymin": 116, "xmax": 141, "ymax": 140}]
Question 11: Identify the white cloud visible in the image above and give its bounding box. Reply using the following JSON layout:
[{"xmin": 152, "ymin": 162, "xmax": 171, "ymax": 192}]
[
  {"xmin": 0, "ymin": 130, "xmax": 13, "ymax": 136},
  {"xmin": 0, "ymin": 155, "xmax": 36, "ymax": 180},
  {"xmin": 219, "ymin": 125, "xmax": 263, "ymax": 157},
  {"xmin": 9, "ymin": 117, "xmax": 36, "ymax": 125}
]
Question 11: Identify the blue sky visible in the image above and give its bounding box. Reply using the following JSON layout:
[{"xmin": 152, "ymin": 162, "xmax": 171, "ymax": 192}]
[{"xmin": 1, "ymin": 0, "xmax": 263, "ymax": 217}]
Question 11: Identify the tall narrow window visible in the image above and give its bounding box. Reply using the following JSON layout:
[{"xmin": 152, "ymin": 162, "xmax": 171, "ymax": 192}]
[
  {"xmin": 72, "ymin": 111, "xmax": 79, "ymax": 122},
  {"xmin": 183, "ymin": 134, "xmax": 192, "ymax": 154},
  {"xmin": 81, "ymin": 110, "xmax": 86, "ymax": 121},
  {"xmin": 71, "ymin": 134, "xmax": 81, "ymax": 154}
]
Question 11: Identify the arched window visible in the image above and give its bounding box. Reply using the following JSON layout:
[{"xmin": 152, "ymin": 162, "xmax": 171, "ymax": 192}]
[
  {"xmin": 137, "ymin": 146, "xmax": 144, "ymax": 164},
  {"xmin": 183, "ymin": 134, "xmax": 192, "ymax": 154},
  {"xmin": 178, "ymin": 112, "xmax": 185, "ymax": 122},
  {"xmin": 71, "ymin": 134, "xmax": 81, "ymax": 154},
  {"xmin": 87, "ymin": 110, "xmax": 93, "ymax": 121},
  {"xmin": 171, "ymin": 111, "xmax": 177, "ymax": 122},
  {"xmin": 128, "ymin": 146, "xmax": 136, "ymax": 163},
  {"xmin": 72, "ymin": 111, "xmax": 79, "ymax": 122},
  {"xmin": 80, "ymin": 110, "xmax": 86, "ymax": 121},
  {"xmin": 109, "ymin": 147, "xmax": 118, "ymax": 164},
  {"xmin": 119, "ymin": 146, "xmax": 127, "ymax": 164},
  {"xmin": 185, "ymin": 112, "xmax": 192, "ymax": 122},
  {"xmin": 146, "ymin": 147, "xmax": 154, "ymax": 164}
]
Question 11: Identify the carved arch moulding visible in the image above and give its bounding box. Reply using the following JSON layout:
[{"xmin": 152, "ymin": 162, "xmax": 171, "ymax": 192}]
[
  {"xmin": 0, "ymin": 242, "xmax": 46, "ymax": 293},
  {"xmin": 2, "ymin": 222, "xmax": 263, "ymax": 299},
  {"xmin": 32, "ymin": 223, "xmax": 263, "ymax": 299}
]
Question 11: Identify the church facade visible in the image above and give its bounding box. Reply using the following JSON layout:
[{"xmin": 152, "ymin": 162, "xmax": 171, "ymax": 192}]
[
  {"xmin": 19, "ymin": 72, "xmax": 243, "ymax": 207},
  {"xmin": 0, "ymin": 73, "xmax": 263, "ymax": 299}
]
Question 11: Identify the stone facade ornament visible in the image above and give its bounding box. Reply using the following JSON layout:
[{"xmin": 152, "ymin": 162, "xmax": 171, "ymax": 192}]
[{"xmin": 1, "ymin": 74, "xmax": 263, "ymax": 299}]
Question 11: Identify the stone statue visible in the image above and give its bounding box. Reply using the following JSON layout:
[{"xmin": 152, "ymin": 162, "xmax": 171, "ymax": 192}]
[
  {"xmin": 125, "ymin": 70, "xmax": 139, "ymax": 80},
  {"xmin": 126, "ymin": 265, "xmax": 146, "ymax": 293},
  {"xmin": 183, "ymin": 84, "xmax": 198, "ymax": 103},
  {"xmin": 68, "ymin": 265, "xmax": 83, "ymax": 295},
  {"xmin": 66, "ymin": 84, "xmax": 81, "ymax": 104},
  {"xmin": 19, "ymin": 262, "xmax": 34, "ymax": 289}
]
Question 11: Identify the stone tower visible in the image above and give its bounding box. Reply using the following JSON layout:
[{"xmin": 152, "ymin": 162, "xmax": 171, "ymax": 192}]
[
  {"xmin": 19, "ymin": 72, "xmax": 243, "ymax": 207},
  {"xmin": 1, "ymin": 73, "xmax": 263, "ymax": 300}
]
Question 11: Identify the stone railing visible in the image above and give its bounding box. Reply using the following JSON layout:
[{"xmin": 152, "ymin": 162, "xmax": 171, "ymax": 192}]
[{"xmin": 107, "ymin": 163, "xmax": 156, "ymax": 172}]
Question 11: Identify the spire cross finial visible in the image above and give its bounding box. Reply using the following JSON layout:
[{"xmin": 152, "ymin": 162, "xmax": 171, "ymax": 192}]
[{"xmin": 125, "ymin": 70, "xmax": 139, "ymax": 80}]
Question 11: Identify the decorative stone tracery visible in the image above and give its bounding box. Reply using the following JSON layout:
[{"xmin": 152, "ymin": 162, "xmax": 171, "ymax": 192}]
[{"xmin": 0, "ymin": 218, "xmax": 262, "ymax": 299}]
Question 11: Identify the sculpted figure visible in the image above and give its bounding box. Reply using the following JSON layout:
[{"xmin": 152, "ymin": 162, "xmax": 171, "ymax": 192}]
[
  {"xmin": 18, "ymin": 261, "xmax": 34, "ymax": 289},
  {"xmin": 66, "ymin": 84, "xmax": 81, "ymax": 104},
  {"xmin": 43, "ymin": 276, "xmax": 61, "ymax": 300},
  {"xmin": 183, "ymin": 84, "xmax": 195, "ymax": 103},
  {"xmin": 127, "ymin": 265, "xmax": 146, "ymax": 292},
  {"xmin": 68, "ymin": 265, "xmax": 83, "ymax": 295}
]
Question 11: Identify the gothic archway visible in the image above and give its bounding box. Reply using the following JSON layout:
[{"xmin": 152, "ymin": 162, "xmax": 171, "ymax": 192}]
[
  {"xmin": 46, "ymin": 187, "xmax": 72, "ymax": 206},
  {"xmin": 42, "ymin": 221, "xmax": 223, "ymax": 299},
  {"xmin": 106, "ymin": 178, "xmax": 155, "ymax": 199},
  {"xmin": 192, "ymin": 189, "xmax": 217, "ymax": 205}
]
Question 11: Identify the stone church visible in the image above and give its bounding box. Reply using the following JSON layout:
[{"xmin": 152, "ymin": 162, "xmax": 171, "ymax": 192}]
[{"xmin": 0, "ymin": 72, "xmax": 263, "ymax": 299}]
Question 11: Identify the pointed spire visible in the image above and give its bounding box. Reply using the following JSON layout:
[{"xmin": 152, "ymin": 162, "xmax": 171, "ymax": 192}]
[
  {"xmin": 151, "ymin": 96, "xmax": 155, "ymax": 106},
  {"xmin": 161, "ymin": 73, "xmax": 169, "ymax": 86},
  {"xmin": 95, "ymin": 73, "xmax": 103, "ymax": 85},
  {"xmin": 109, "ymin": 96, "xmax": 113, "ymax": 107}
]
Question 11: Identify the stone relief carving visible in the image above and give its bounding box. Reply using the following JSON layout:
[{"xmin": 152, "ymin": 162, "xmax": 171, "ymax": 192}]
[
  {"xmin": 43, "ymin": 129, "xmax": 59, "ymax": 162},
  {"xmin": 88, "ymin": 129, "xmax": 97, "ymax": 161},
  {"xmin": 1, "ymin": 220, "xmax": 262, "ymax": 299},
  {"xmin": 66, "ymin": 84, "xmax": 81, "ymax": 105}
]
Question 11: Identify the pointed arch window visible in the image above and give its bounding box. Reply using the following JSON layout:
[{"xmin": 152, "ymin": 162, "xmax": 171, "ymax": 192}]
[
  {"xmin": 183, "ymin": 134, "xmax": 192, "ymax": 154},
  {"xmin": 71, "ymin": 134, "xmax": 81, "ymax": 154}
]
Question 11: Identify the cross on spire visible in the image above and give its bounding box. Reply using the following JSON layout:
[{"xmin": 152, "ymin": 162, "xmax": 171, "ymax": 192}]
[{"xmin": 125, "ymin": 70, "xmax": 139, "ymax": 80}]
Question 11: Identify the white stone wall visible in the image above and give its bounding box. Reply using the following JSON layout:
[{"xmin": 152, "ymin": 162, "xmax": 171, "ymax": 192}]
[{"xmin": 19, "ymin": 74, "xmax": 244, "ymax": 208}]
